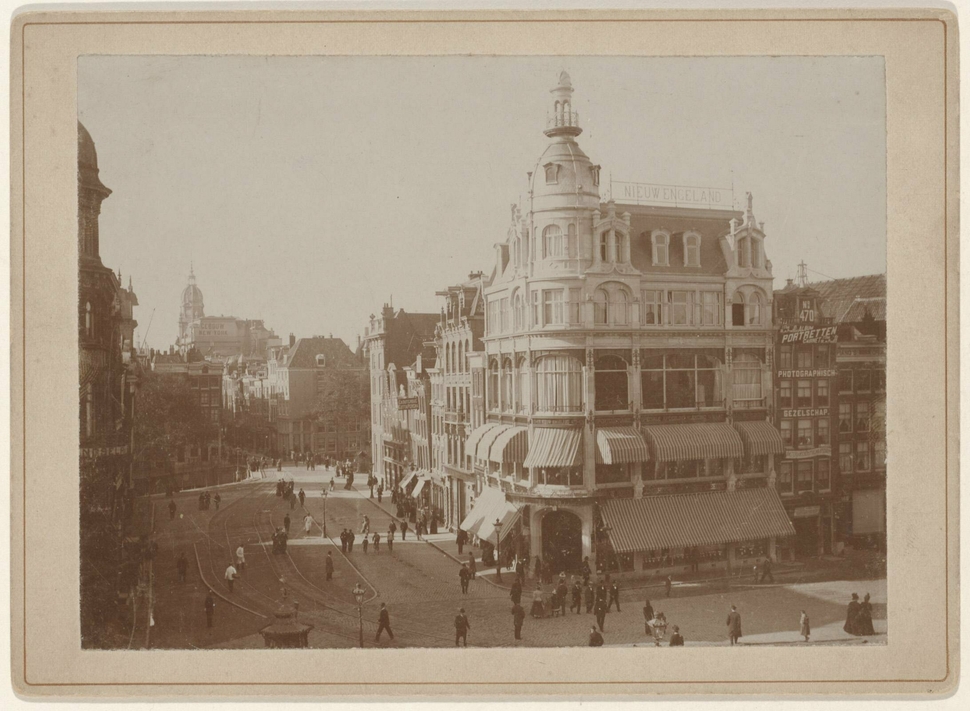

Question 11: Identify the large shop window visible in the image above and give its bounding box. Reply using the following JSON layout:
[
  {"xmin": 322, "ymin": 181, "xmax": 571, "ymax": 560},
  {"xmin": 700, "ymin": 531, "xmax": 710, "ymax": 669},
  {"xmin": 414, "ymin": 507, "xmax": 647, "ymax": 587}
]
[
  {"xmin": 594, "ymin": 355, "xmax": 630, "ymax": 411},
  {"xmin": 732, "ymin": 350, "xmax": 764, "ymax": 404},
  {"xmin": 535, "ymin": 355, "xmax": 584, "ymax": 413},
  {"xmin": 796, "ymin": 461, "xmax": 814, "ymax": 493},
  {"xmin": 640, "ymin": 351, "xmax": 722, "ymax": 410}
]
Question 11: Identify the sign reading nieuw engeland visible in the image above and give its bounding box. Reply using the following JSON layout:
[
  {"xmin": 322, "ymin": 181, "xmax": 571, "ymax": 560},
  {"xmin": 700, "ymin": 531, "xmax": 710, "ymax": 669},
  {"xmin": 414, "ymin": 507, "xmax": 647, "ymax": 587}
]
[{"xmin": 613, "ymin": 181, "xmax": 733, "ymax": 209}]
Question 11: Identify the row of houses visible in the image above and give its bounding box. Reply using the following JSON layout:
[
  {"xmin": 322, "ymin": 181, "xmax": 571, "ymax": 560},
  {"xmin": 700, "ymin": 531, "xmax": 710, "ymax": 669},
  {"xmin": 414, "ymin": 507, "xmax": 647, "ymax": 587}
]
[{"xmin": 363, "ymin": 73, "xmax": 886, "ymax": 579}]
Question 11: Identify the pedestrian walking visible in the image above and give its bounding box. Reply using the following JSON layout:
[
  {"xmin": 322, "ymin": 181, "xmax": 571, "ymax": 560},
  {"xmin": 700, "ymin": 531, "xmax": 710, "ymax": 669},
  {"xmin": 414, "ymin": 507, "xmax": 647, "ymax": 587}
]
[
  {"xmin": 752, "ymin": 561, "xmax": 759, "ymax": 583},
  {"xmin": 594, "ymin": 597, "xmax": 608, "ymax": 632},
  {"xmin": 665, "ymin": 575, "xmax": 672, "ymax": 598},
  {"xmin": 727, "ymin": 605, "xmax": 742, "ymax": 645},
  {"xmin": 454, "ymin": 608, "xmax": 470, "ymax": 647},
  {"xmin": 571, "ymin": 579, "xmax": 582, "ymax": 614},
  {"xmin": 340, "ymin": 529, "xmax": 348, "ymax": 554},
  {"xmin": 401, "ymin": 520, "xmax": 408, "ymax": 540},
  {"xmin": 283, "ymin": 513, "xmax": 291, "ymax": 535},
  {"xmin": 361, "ymin": 516, "xmax": 370, "ymax": 535},
  {"xmin": 204, "ymin": 590, "xmax": 215, "ymax": 628},
  {"xmin": 555, "ymin": 579, "xmax": 569, "ymax": 617},
  {"xmin": 236, "ymin": 544, "xmax": 246, "ymax": 572},
  {"xmin": 588, "ymin": 626, "xmax": 604, "ymax": 647},
  {"xmin": 584, "ymin": 581, "xmax": 595, "ymax": 613},
  {"xmin": 372, "ymin": 532, "xmax": 381, "ymax": 553},
  {"xmin": 176, "ymin": 552, "xmax": 188, "ymax": 582},
  {"xmin": 362, "ymin": 535, "xmax": 369, "ymax": 554},
  {"xmin": 760, "ymin": 557, "xmax": 774, "ymax": 583},
  {"xmin": 530, "ymin": 583, "xmax": 545, "ymax": 618},
  {"xmin": 389, "ymin": 520, "xmax": 397, "ymax": 539},
  {"xmin": 669, "ymin": 625, "xmax": 685, "ymax": 646},
  {"xmin": 800, "ymin": 610, "xmax": 811, "ymax": 642},
  {"xmin": 168, "ymin": 500, "xmax": 177, "ymax": 520},
  {"xmin": 643, "ymin": 599, "xmax": 655, "ymax": 635},
  {"xmin": 329, "ymin": 478, "xmax": 335, "ymax": 492},
  {"xmin": 387, "ymin": 529, "xmax": 394, "ymax": 553},
  {"xmin": 298, "ymin": 488, "xmax": 306, "ymax": 507},
  {"xmin": 512, "ymin": 603, "xmax": 526, "ymax": 640},
  {"xmin": 608, "ymin": 581, "xmax": 621, "ymax": 612},
  {"xmin": 859, "ymin": 593, "xmax": 876, "ymax": 636},
  {"xmin": 844, "ymin": 593, "xmax": 863, "ymax": 635},
  {"xmin": 456, "ymin": 528, "xmax": 467, "ymax": 555},
  {"xmin": 290, "ymin": 491, "xmax": 296, "ymax": 510},
  {"xmin": 224, "ymin": 562, "xmax": 237, "ymax": 592},
  {"xmin": 375, "ymin": 603, "xmax": 394, "ymax": 641},
  {"xmin": 510, "ymin": 578, "xmax": 523, "ymax": 605},
  {"xmin": 459, "ymin": 563, "xmax": 471, "ymax": 594},
  {"xmin": 348, "ymin": 530, "xmax": 355, "ymax": 553},
  {"xmin": 214, "ymin": 492, "xmax": 221, "ymax": 510},
  {"xmin": 205, "ymin": 491, "xmax": 211, "ymax": 510},
  {"xmin": 468, "ymin": 553, "xmax": 476, "ymax": 579}
]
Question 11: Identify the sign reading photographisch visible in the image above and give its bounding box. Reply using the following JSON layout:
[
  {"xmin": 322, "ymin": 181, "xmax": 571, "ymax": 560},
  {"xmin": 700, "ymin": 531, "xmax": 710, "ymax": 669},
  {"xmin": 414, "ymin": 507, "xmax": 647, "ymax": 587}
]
[{"xmin": 612, "ymin": 181, "xmax": 733, "ymax": 210}]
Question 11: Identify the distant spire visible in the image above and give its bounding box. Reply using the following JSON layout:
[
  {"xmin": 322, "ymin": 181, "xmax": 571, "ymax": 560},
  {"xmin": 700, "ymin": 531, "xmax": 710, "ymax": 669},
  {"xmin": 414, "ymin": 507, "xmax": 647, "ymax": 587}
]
[
  {"xmin": 796, "ymin": 261, "xmax": 808, "ymax": 288},
  {"xmin": 544, "ymin": 71, "xmax": 582, "ymax": 138}
]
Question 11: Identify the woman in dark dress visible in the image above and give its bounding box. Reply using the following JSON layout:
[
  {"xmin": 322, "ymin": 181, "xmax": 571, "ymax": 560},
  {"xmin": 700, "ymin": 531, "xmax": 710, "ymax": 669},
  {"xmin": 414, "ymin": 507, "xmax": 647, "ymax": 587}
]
[
  {"xmin": 857, "ymin": 593, "xmax": 876, "ymax": 635},
  {"xmin": 844, "ymin": 592, "xmax": 863, "ymax": 635}
]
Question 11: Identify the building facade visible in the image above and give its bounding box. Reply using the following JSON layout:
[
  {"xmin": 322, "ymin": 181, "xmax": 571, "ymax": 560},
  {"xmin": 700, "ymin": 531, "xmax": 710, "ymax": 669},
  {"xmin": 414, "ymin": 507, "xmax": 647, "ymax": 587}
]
[
  {"xmin": 461, "ymin": 73, "xmax": 794, "ymax": 578},
  {"xmin": 430, "ymin": 274, "xmax": 489, "ymax": 530}
]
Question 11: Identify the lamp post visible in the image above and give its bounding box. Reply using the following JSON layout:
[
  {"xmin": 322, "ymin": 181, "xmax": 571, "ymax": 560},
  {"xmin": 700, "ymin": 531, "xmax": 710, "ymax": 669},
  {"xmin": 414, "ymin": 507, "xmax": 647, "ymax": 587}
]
[
  {"xmin": 494, "ymin": 518, "xmax": 502, "ymax": 582},
  {"xmin": 353, "ymin": 583, "xmax": 365, "ymax": 648},
  {"xmin": 322, "ymin": 490, "xmax": 328, "ymax": 538}
]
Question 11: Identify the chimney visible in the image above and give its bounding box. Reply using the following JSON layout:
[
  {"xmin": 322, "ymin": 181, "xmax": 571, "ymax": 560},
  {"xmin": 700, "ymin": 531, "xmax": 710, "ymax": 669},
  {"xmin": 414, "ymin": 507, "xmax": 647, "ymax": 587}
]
[
  {"xmin": 289, "ymin": 333, "xmax": 296, "ymax": 347},
  {"xmin": 382, "ymin": 303, "xmax": 395, "ymax": 320},
  {"xmin": 786, "ymin": 278, "xmax": 794, "ymax": 289}
]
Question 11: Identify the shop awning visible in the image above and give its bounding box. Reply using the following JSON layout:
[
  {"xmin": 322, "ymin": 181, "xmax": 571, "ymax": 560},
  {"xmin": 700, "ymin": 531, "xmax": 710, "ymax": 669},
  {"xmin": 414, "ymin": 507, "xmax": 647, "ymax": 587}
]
[
  {"xmin": 487, "ymin": 426, "xmax": 530, "ymax": 464},
  {"xmin": 465, "ymin": 422, "xmax": 502, "ymax": 455},
  {"xmin": 399, "ymin": 470, "xmax": 419, "ymax": 489},
  {"xmin": 477, "ymin": 502, "xmax": 522, "ymax": 543},
  {"xmin": 477, "ymin": 424, "xmax": 511, "ymax": 461},
  {"xmin": 595, "ymin": 427, "xmax": 651, "ymax": 465},
  {"xmin": 734, "ymin": 421, "xmax": 786, "ymax": 457},
  {"xmin": 600, "ymin": 487, "xmax": 796, "ymax": 553},
  {"xmin": 410, "ymin": 479, "xmax": 426, "ymax": 498},
  {"xmin": 641, "ymin": 422, "xmax": 743, "ymax": 463},
  {"xmin": 522, "ymin": 428, "xmax": 582, "ymax": 469},
  {"xmin": 459, "ymin": 486, "xmax": 512, "ymax": 539}
]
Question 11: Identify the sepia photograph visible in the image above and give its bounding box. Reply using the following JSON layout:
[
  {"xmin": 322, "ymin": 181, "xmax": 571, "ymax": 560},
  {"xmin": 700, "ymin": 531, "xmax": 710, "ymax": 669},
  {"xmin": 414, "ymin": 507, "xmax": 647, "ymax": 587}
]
[{"xmin": 75, "ymin": 54, "xmax": 891, "ymax": 652}]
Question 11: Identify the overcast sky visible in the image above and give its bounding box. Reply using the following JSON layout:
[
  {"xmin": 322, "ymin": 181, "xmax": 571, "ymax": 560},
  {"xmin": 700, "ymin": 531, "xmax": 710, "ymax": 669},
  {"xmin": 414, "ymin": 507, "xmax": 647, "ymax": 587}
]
[{"xmin": 78, "ymin": 55, "xmax": 886, "ymax": 350}]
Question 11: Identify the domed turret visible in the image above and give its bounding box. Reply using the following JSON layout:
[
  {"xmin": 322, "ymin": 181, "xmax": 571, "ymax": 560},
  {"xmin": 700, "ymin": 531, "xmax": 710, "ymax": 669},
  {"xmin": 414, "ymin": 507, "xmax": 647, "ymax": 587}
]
[
  {"xmin": 180, "ymin": 265, "xmax": 205, "ymax": 332},
  {"xmin": 78, "ymin": 121, "xmax": 109, "ymax": 196},
  {"xmin": 78, "ymin": 121, "xmax": 111, "ymax": 264}
]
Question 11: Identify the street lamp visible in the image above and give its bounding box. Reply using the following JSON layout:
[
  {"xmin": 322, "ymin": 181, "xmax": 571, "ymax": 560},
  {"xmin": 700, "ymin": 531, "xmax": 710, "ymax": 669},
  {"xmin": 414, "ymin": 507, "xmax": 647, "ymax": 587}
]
[
  {"xmin": 494, "ymin": 518, "xmax": 502, "ymax": 582},
  {"xmin": 322, "ymin": 490, "xmax": 328, "ymax": 538},
  {"xmin": 352, "ymin": 583, "xmax": 365, "ymax": 648}
]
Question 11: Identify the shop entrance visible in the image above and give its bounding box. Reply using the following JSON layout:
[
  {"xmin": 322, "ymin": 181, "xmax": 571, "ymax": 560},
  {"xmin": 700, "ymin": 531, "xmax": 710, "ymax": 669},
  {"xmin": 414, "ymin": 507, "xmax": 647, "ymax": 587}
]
[
  {"xmin": 542, "ymin": 510, "xmax": 583, "ymax": 574},
  {"xmin": 793, "ymin": 516, "xmax": 820, "ymax": 558}
]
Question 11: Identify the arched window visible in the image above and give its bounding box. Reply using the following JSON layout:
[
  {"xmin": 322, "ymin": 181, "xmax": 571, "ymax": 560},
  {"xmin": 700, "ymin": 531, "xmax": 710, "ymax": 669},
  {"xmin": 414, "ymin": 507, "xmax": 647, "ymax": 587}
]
[
  {"xmin": 614, "ymin": 290, "xmax": 630, "ymax": 326},
  {"xmin": 746, "ymin": 292, "xmax": 764, "ymax": 326},
  {"xmin": 543, "ymin": 225, "xmax": 564, "ymax": 259},
  {"xmin": 535, "ymin": 355, "xmax": 584, "ymax": 413},
  {"xmin": 731, "ymin": 292, "xmax": 746, "ymax": 326},
  {"xmin": 737, "ymin": 236, "xmax": 750, "ymax": 268},
  {"xmin": 751, "ymin": 238, "xmax": 763, "ymax": 268},
  {"xmin": 502, "ymin": 358, "xmax": 514, "ymax": 413},
  {"xmin": 599, "ymin": 231, "xmax": 610, "ymax": 262},
  {"xmin": 652, "ymin": 232, "xmax": 669, "ymax": 266},
  {"xmin": 516, "ymin": 356, "xmax": 530, "ymax": 414},
  {"xmin": 488, "ymin": 360, "xmax": 499, "ymax": 410},
  {"xmin": 594, "ymin": 355, "xmax": 629, "ymax": 411},
  {"xmin": 684, "ymin": 234, "xmax": 701, "ymax": 266},
  {"xmin": 457, "ymin": 341, "xmax": 464, "ymax": 373},
  {"xmin": 616, "ymin": 230, "xmax": 629, "ymax": 263},
  {"xmin": 84, "ymin": 302, "xmax": 93, "ymax": 338},
  {"xmin": 593, "ymin": 289, "xmax": 608, "ymax": 325},
  {"xmin": 733, "ymin": 351, "xmax": 764, "ymax": 403},
  {"xmin": 465, "ymin": 339, "xmax": 471, "ymax": 371}
]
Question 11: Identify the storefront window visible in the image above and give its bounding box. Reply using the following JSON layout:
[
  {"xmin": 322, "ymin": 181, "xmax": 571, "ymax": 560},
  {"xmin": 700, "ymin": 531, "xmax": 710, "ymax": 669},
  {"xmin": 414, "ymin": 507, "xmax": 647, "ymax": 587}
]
[
  {"xmin": 708, "ymin": 458, "xmax": 726, "ymax": 477},
  {"xmin": 838, "ymin": 403, "xmax": 852, "ymax": 433},
  {"xmin": 779, "ymin": 380, "xmax": 792, "ymax": 408},
  {"xmin": 796, "ymin": 461, "xmax": 814, "ymax": 493},
  {"xmin": 817, "ymin": 459, "xmax": 831, "ymax": 489},
  {"xmin": 796, "ymin": 380, "xmax": 812, "ymax": 407},
  {"xmin": 736, "ymin": 540, "xmax": 768, "ymax": 559},
  {"xmin": 779, "ymin": 462, "xmax": 793, "ymax": 494},
  {"xmin": 738, "ymin": 454, "xmax": 765, "ymax": 474},
  {"xmin": 816, "ymin": 379, "xmax": 830, "ymax": 406}
]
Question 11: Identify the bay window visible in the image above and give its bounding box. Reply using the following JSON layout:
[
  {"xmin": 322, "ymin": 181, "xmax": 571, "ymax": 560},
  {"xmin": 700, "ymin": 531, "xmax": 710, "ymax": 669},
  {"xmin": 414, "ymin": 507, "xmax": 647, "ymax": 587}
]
[
  {"xmin": 535, "ymin": 355, "xmax": 584, "ymax": 413},
  {"xmin": 543, "ymin": 225, "xmax": 564, "ymax": 258}
]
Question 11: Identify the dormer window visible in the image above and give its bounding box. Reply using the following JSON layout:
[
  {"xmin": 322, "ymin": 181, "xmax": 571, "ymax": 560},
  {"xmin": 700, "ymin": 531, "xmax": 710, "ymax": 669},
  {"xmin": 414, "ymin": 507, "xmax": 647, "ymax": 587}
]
[
  {"xmin": 543, "ymin": 162, "xmax": 560, "ymax": 185},
  {"xmin": 316, "ymin": 354, "xmax": 327, "ymax": 367},
  {"xmin": 591, "ymin": 165, "xmax": 601, "ymax": 187},
  {"xmin": 684, "ymin": 233, "xmax": 701, "ymax": 267},
  {"xmin": 599, "ymin": 231, "xmax": 609, "ymax": 262},
  {"xmin": 651, "ymin": 231, "xmax": 670, "ymax": 266}
]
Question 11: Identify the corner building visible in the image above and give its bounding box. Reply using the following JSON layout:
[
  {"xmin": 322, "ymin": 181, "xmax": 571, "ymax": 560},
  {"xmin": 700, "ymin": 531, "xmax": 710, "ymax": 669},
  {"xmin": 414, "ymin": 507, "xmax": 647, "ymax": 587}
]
[{"xmin": 463, "ymin": 74, "xmax": 794, "ymax": 578}]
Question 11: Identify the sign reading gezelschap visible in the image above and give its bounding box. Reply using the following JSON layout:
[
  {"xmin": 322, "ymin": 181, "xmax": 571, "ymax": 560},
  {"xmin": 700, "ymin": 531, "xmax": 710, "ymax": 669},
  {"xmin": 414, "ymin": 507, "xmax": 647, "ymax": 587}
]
[{"xmin": 612, "ymin": 181, "xmax": 733, "ymax": 209}]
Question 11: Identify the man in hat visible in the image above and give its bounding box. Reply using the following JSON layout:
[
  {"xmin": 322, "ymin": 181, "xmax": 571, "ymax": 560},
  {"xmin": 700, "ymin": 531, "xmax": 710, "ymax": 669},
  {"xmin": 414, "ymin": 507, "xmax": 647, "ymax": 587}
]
[
  {"xmin": 511, "ymin": 602, "xmax": 526, "ymax": 641},
  {"xmin": 375, "ymin": 603, "xmax": 394, "ymax": 641},
  {"xmin": 283, "ymin": 513, "xmax": 291, "ymax": 535},
  {"xmin": 608, "ymin": 580, "xmax": 621, "ymax": 612},
  {"xmin": 224, "ymin": 562, "xmax": 237, "ymax": 592},
  {"xmin": 459, "ymin": 563, "xmax": 471, "ymax": 595},
  {"xmin": 454, "ymin": 608, "xmax": 471, "ymax": 647},
  {"xmin": 669, "ymin": 625, "xmax": 685, "ymax": 646},
  {"xmin": 727, "ymin": 604, "xmax": 742, "ymax": 646},
  {"xmin": 588, "ymin": 626, "xmax": 604, "ymax": 647}
]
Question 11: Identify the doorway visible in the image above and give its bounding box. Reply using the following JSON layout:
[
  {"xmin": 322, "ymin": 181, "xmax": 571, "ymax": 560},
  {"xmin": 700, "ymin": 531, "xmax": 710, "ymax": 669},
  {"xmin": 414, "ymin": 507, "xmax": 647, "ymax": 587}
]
[
  {"xmin": 793, "ymin": 516, "xmax": 820, "ymax": 558},
  {"xmin": 541, "ymin": 509, "xmax": 583, "ymax": 574}
]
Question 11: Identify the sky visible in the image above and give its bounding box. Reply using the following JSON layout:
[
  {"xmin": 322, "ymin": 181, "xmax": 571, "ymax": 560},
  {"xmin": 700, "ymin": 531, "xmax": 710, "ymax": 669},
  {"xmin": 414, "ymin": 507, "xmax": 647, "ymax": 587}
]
[{"xmin": 78, "ymin": 55, "xmax": 886, "ymax": 350}]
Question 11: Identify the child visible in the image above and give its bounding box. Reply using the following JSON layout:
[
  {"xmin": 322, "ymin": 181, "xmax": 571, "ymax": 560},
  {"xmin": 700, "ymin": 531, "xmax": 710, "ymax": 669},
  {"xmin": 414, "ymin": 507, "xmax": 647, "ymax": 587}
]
[{"xmin": 800, "ymin": 610, "xmax": 811, "ymax": 642}]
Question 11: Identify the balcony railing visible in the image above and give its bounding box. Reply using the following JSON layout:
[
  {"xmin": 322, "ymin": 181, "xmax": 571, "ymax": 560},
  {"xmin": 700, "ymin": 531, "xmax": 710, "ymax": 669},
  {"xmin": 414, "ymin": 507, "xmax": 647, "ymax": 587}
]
[{"xmin": 546, "ymin": 111, "xmax": 579, "ymax": 129}]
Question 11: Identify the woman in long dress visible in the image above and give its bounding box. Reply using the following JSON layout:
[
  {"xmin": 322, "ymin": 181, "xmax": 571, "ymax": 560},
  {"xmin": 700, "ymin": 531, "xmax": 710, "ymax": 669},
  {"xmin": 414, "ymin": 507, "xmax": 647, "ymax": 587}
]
[
  {"xmin": 530, "ymin": 584, "xmax": 545, "ymax": 618},
  {"xmin": 844, "ymin": 593, "xmax": 862, "ymax": 635},
  {"xmin": 858, "ymin": 593, "xmax": 876, "ymax": 635},
  {"xmin": 799, "ymin": 610, "xmax": 811, "ymax": 642}
]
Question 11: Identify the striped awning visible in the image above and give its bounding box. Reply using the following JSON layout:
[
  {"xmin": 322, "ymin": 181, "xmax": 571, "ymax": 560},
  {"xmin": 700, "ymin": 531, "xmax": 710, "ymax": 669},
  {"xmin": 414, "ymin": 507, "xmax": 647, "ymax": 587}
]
[
  {"xmin": 399, "ymin": 470, "xmax": 419, "ymax": 489},
  {"xmin": 477, "ymin": 503, "xmax": 521, "ymax": 543},
  {"xmin": 488, "ymin": 426, "xmax": 530, "ymax": 464},
  {"xmin": 466, "ymin": 423, "xmax": 502, "ymax": 455},
  {"xmin": 641, "ymin": 422, "xmax": 744, "ymax": 463},
  {"xmin": 477, "ymin": 424, "xmax": 511, "ymax": 461},
  {"xmin": 522, "ymin": 428, "xmax": 582, "ymax": 469},
  {"xmin": 601, "ymin": 487, "xmax": 796, "ymax": 553},
  {"xmin": 410, "ymin": 479, "xmax": 426, "ymax": 498},
  {"xmin": 459, "ymin": 487, "xmax": 511, "ymax": 539},
  {"xmin": 595, "ymin": 427, "xmax": 651, "ymax": 465},
  {"xmin": 734, "ymin": 421, "xmax": 786, "ymax": 457}
]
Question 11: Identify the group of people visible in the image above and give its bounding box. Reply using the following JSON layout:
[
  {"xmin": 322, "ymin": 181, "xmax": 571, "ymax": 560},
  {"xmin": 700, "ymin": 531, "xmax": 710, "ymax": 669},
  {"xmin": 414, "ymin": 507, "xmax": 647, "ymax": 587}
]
[
  {"xmin": 340, "ymin": 525, "xmax": 386, "ymax": 555},
  {"xmin": 843, "ymin": 592, "xmax": 877, "ymax": 636},
  {"xmin": 271, "ymin": 527, "xmax": 289, "ymax": 554},
  {"xmin": 196, "ymin": 490, "xmax": 220, "ymax": 511}
]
